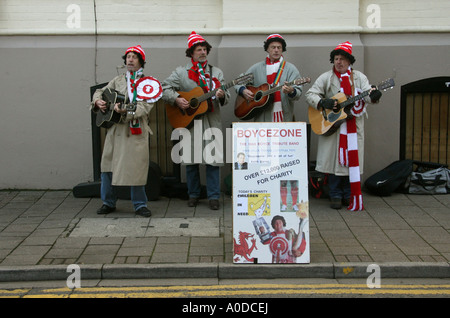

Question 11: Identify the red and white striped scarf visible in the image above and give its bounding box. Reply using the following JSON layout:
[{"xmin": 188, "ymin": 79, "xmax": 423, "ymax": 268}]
[
  {"xmin": 188, "ymin": 59, "xmax": 209, "ymax": 91},
  {"xmin": 266, "ymin": 56, "xmax": 284, "ymax": 122},
  {"xmin": 334, "ymin": 66, "xmax": 364, "ymax": 211},
  {"xmin": 188, "ymin": 59, "xmax": 221, "ymax": 111}
]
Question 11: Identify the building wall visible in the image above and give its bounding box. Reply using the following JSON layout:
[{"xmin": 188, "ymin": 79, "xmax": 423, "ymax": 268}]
[
  {"xmin": 0, "ymin": 1, "xmax": 449, "ymax": 189},
  {"xmin": 2, "ymin": 1, "xmax": 450, "ymax": 34}
]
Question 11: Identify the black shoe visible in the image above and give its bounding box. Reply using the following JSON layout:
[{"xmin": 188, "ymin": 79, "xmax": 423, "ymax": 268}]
[
  {"xmin": 330, "ymin": 198, "xmax": 342, "ymax": 209},
  {"xmin": 209, "ymin": 199, "xmax": 220, "ymax": 210},
  {"xmin": 188, "ymin": 197, "xmax": 199, "ymax": 207},
  {"xmin": 97, "ymin": 204, "xmax": 116, "ymax": 215},
  {"xmin": 135, "ymin": 207, "xmax": 152, "ymax": 217}
]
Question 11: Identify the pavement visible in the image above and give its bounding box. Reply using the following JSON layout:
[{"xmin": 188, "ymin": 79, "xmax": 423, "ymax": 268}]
[{"xmin": 0, "ymin": 189, "xmax": 449, "ymax": 282}]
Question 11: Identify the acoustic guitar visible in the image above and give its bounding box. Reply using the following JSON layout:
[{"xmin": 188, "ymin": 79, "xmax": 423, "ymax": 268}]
[
  {"xmin": 234, "ymin": 77, "xmax": 311, "ymax": 120},
  {"xmin": 95, "ymin": 88, "xmax": 131, "ymax": 128},
  {"xmin": 308, "ymin": 78, "xmax": 395, "ymax": 136},
  {"xmin": 165, "ymin": 73, "xmax": 253, "ymax": 129}
]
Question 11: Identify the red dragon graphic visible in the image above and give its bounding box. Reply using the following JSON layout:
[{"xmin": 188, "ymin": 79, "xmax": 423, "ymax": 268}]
[{"xmin": 233, "ymin": 231, "xmax": 258, "ymax": 262}]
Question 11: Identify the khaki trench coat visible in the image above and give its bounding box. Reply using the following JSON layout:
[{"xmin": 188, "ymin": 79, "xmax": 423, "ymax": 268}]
[
  {"xmin": 162, "ymin": 63, "xmax": 230, "ymax": 166},
  {"xmin": 91, "ymin": 74, "xmax": 154, "ymax": 185},
  {"xmin": 305, "ymin": 69, "xmax": 373, "ymax": 176}
]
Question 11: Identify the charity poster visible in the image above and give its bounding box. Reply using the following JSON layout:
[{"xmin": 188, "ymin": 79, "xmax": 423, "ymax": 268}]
[{"xmin": 232, "ymin": 122, "xmax": 310, "ymax": 264}]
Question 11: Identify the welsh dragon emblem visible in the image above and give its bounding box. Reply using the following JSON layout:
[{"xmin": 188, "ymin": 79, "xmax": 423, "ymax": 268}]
[{"xmin": 233, "ymin": 231, "xmax": 257, "ymax": 263}]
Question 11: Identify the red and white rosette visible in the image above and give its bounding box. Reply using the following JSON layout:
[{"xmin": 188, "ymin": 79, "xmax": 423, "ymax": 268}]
[
  {"xmin": 134, "ymin": 76, "xmax": 163, "ymax": 102},
  {"xmin": 350, "ymin": 87, "xmax": 367, "ymax": 117}
]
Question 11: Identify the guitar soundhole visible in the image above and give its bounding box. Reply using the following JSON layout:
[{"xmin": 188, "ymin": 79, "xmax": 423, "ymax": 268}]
[
  {"xmin": 189, "ymin": 98, "xmax": 199, "ymax": 109},
  {"xmin": 254, "ymin": 91, "xmax": 263, "ymax": 102}
]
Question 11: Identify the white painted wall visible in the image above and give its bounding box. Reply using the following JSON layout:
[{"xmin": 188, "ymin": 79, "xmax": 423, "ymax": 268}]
[
  {"xmin": 1, "ymin": 0, "xmax": 449, "ymax": 35},
  {"xmin": 0, "ymin": 1, "xmax": 449, "ymax": 189}
]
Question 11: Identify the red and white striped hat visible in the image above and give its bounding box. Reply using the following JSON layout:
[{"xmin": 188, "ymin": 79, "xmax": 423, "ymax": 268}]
[
  {"xmin": 125, "ymin": 45, "xmax": 146, "ymax": 62},
  {"xmin": 334, "ymin": 41, "xmax": 352, "ymax": 55},
  {"xmin": 264, "ymin": 33, "xmax": 287, "ymax": 52},
  {"xmin": 266, "ymin": 34, "xmax": 284, "ymax": 41},
  {"xmin": 187, "ymin": 31, "xmax": 206, "ymax": 48}
]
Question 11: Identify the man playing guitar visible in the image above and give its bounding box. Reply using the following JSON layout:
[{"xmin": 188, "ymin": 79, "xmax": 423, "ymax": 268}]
[
  {"xmin": 161, "ymin": 31, "xmax": 230, "ymax": 210},
  {"xmin": 91, "ymin": 45, "xmax": 161, "ymax": 218},
  {"xmin": 305, "ymin": 41, "xmax": 382, "ymax": 211},
  {"xmin": 234, "ymin": 34, "xmax": 304, "ymax": 122}
]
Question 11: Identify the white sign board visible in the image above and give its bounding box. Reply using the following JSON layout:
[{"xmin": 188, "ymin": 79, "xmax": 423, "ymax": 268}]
[{"xmin": 232, "ymin": 122, "xmax": 310, "ymax": 264}]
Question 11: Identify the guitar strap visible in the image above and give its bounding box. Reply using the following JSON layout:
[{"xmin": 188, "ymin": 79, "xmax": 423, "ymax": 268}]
[
  {"xmin": 350, "ymin": 71, "xmax": 355, "ymax": 97},
  {"xmin": 207, "ymin": 65, "xmax": 214, "ymax": 112},
  {"xmin": 273, "ymin": 60, "xmax": 286, "ymax": 87}
]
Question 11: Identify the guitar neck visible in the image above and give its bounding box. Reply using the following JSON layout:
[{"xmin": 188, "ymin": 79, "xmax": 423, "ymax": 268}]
[
  {"xmin": 339, "ymin": 78, "xmax": 394, "ymax": 109},
  {"xmin": 340, "ymin": 89, "xmax": 370, "ymax": 108},
  {"xmin": 262, "ymin": 79, "xmax": 297, "ymax": 97},
  {"xmin": 197, "ymin": 79, "xmax": 239, "ymax": 103}
]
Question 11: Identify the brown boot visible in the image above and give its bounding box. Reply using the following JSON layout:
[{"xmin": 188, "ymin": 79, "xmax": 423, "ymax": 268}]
[
  {"xmin": 188, "ymin": 197, "xmax": 199, "ymax": 207},
  {"xmin": 330, "ymin": 198, "xmax": 342, "ymax": 209},
  {"xmin": 209, "ymin": 199, "xmax": 220, "ymax": 210}
]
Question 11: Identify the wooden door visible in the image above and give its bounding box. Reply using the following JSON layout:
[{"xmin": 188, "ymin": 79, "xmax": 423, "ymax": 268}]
[{"xmin": 400, "ymin": 77, "xmax": 450, "ymax": 166}]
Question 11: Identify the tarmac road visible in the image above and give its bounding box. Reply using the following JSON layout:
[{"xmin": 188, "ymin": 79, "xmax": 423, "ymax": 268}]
[{"xmin": 1, "ymin": 278, "xmax": 450, "ymax": 298}]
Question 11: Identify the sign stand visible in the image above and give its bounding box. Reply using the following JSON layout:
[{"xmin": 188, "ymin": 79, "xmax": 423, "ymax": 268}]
[{"xmin": 232, "ymin": 122, "xmax": 310, "ymax": 264}]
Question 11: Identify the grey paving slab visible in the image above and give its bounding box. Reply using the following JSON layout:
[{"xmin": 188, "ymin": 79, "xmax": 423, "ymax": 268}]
[
  {"xmin": 145, "ymin": 217, "xmax": 220, "ymax": 237},
  {"xmin": 70, "ymin": 218, "xmax": 150, "ymax": 237},
  {"xmin": 0, "ymin": 190, "xmax": 448, "ymax": 280},
  {"xmin": 151, "ymin": 252, "xmax": 188, "ymax": 263}
]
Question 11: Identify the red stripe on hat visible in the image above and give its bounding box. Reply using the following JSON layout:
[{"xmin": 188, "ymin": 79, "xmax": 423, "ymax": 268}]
[
  {"xmin": 125, "ymin": 45, "xmax": 146, "ymax": 62},
  {"xmin": 188, "ymin": 31, "xmax": 206, "ymax": 48},
  {"xmin": 335, "ymin": 41, "xmax": 352, "ymax": 55},
  {"xmin": 266, "ymin": 33, "xmax": 284, "ymax": 41}
]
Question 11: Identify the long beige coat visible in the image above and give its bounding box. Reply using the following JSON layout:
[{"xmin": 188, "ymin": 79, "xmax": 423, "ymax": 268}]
[
  {"xmin": 162, "ymin": 63, "xmax": 230, "ymax": 166},
  {"xmin": 305, "ymin": 69, "xmax": 372, "ymax": 176},
  {"xmin": 91, "ymin": 74, "xmax": 154, "ymax": 185}
]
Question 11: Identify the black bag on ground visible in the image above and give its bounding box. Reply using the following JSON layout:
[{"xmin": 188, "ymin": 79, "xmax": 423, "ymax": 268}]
[
  {"xmin": 364, "ymin": 159, "xmax": 413, "ymax": 196},
  {"xmin": 309, "ymin": 171, "xmax": 329, "ymax": 199}
]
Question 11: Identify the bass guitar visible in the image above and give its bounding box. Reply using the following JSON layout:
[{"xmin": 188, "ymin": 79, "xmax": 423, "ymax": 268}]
[
  {"xmin": 234, "ymin": 77, "xmax": 311, "ymax": 120},
  {"xmin": 308, "ymin": 78, "xmax": 395, "ymax": 136},
  {"xmin": 165, "ymin": 73, "xmax": 254, "ymax": 129},
  {"xmin": 96, "ymin": 88, "xmax": 133, "ymax": 128}
]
